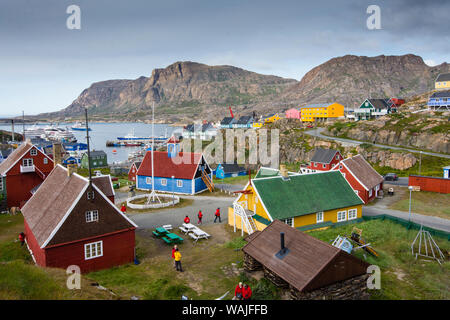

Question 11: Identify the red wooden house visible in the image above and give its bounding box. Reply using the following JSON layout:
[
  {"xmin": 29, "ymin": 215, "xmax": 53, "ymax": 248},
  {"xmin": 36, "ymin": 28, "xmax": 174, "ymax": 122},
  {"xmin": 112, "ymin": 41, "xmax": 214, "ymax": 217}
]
[
  {"xmin": 128, "ymin": 161, "xmax": 141, "ymax": 182},
  {"xmin": 0, "ymin": 142, "xmax": 54, "ymax": 208},
  {"xmin": 307, "ymin": 148, "xmax": 343, "ymax": 172},
  {"xmin": 92, "ymin": 175, "xmax": 116, "ymax": 203},
  {"xmin": 332, "ymin": 155, "xmax": 383, "ymax": 204},
  {"xmin": 22, "ymin": 164, "xmax": 137, "ymax": 273}
]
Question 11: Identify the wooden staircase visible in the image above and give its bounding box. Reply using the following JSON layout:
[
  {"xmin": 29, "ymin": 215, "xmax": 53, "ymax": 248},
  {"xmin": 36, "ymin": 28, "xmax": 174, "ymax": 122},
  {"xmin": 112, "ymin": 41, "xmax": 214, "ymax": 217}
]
[
  {"xmin": 201, "ymin": 168, "xmax": 214, "ymax": 192},
  {"xmin": 35, "ymin": 166, "xmax": 46, "ymax": 180}
]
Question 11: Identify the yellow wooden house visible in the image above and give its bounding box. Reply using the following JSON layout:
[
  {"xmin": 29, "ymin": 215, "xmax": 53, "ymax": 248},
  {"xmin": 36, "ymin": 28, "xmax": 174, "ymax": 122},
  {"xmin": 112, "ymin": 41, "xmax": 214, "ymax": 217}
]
[
  {"xmin": 228, "ymin": 167, "xmax": 364, "ymax": 235},
  {"xmin": 300, "ymin": 102, "xmax": 344, "ymax": 122},
  {"xmin": 435, "ymin": 73, "xmax": 450, "ymax": 90},
  {"xmin": 252, "ymin": 121, "xmax": 264, "ymax": 128}
]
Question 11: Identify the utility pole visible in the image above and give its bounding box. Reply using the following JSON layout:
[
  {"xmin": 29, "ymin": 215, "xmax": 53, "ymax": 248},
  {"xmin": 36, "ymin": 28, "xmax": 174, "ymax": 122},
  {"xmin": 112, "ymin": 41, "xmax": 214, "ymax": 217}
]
[
  {"xmin": 22, "ymin": 111, "xmax": 25, "ymax": 142},
  {"xmin": 419, "ymin": 151, "xmax": 422, "ymax": 175},
  {"xmin": 85, "ymin": 108, "xmax": 92, "ymax": 184}
]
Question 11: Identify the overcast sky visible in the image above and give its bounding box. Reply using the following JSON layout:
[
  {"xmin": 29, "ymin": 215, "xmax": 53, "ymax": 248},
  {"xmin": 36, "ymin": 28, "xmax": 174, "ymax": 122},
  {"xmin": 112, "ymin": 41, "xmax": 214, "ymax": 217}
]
[{"xmin": 1, "ymin": 0, "xmax": 449, "ymax": 116}]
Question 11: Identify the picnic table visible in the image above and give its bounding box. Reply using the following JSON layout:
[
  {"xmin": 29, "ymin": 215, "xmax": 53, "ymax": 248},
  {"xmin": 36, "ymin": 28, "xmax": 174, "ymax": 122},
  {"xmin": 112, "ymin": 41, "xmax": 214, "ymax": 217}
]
[
  {"xmin": 180, "ymin": 223, "xmax": 197, "ymax": 234},
  {"xmin": 153, "ymin": 227, "xmax": 169, "ymax": 238},
  {"xmin": 189, "ymin": 228, "xmax": 211, "ymax": 243},
  {"xmin": 166, "ymin": 232, "xmax": 184, "ymax": 244}
]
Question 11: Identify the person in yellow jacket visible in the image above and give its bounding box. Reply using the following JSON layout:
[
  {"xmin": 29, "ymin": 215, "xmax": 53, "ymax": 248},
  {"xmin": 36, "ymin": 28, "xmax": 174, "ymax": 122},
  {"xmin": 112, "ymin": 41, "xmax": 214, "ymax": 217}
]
[{"xmin": 174, "ymin": 248, "xmax": 183, "ymax": 272}]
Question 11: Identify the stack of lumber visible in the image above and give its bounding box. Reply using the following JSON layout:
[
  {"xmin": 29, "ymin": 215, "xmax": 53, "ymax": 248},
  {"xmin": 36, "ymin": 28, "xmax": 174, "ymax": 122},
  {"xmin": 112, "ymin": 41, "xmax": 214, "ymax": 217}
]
[{"xmin": 243, "ymin": 253, "xmax": 262, "ymax": 271}]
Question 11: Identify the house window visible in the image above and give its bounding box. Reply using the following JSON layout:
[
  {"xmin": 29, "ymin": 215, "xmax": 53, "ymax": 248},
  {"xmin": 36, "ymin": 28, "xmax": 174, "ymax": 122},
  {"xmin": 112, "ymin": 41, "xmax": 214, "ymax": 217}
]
[
  {"xmin": 87, "ymin": 191, "xmax": 95, "ymax": 200},
  {"xmin": 339, "ymin": 165, "xmax": 343, "ymax": 169},
  {"xmin": 43, "ymin": 158, "xmax": 48, "ymax": 165},
  {"xmin": 316, "ymin": 212, "xmax": 324, "ymax": 223},
  {"xmin": 161, "ymin": 179, "xmax": 167, "ymax": 186},
  {"xmin": 336, "ymin": 155, "xmax": 340, "ymax": 160},
  {"xmin": 369, "ymin": 189, "xmax": 373, "ymax": 197},
  {"xmin": 282, "ymin": 218, "xmax": 293, "ymax": 227},
  {"xmin": 146, "ymin": 177, "xmax": 152, "ymax": 185},
  {"xmin": 337, "ymin": 211, "xmax": 347, "ymax": 222},
  {"xmin": 177, "ymin": 180, "xmax": 183, "ymax": 188},
  {"xmin": 23, "ymin": 158, "xmax": 33, "ymax": 167},
  {"xmin": 323, "ymin": 164, "xmax": 326, "ymax": 169},
  {"xmin": 0, "ymin": 178, "xmax": 3, "ymax": 191},
  {"xmin": 85, "ymin": 210, "xmax": 99, "ymax": 222},
  {"xmin": 84, "ymin": 241, "xmax": 103, "ymax": 260},
  {"xmin": 30, "ymin": 149, "xmax": 37, "ymax": 156},
  {"xmin": 348, "ymin": 209, "xmax": 357, "ymax": 220}
]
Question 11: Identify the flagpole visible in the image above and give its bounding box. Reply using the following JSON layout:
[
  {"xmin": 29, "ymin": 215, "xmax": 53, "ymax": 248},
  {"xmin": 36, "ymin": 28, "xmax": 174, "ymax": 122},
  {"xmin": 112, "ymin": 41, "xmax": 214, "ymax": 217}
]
[{"xmin": 147, "ymin": 101, "xmax": 160, "ymax": 204}]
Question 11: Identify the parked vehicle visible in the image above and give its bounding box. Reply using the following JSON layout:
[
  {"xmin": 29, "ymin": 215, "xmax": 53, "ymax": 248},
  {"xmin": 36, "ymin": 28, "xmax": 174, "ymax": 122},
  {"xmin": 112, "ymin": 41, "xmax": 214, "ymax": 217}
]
[{"xmin": 384, "ymin": 173, "xmax": 398, "ymax": 181}]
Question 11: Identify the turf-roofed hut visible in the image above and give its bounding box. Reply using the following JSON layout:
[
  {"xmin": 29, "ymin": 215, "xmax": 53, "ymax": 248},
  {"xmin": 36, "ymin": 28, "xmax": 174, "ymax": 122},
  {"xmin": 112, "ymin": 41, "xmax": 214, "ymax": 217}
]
[
  {"xmin": 242, "ymin": 220, "xmax": 370, "ymax": 300},
  {"xmin": 22, "ymin": 164, "xmax": 137, "ymax": 273},
  {"xmin": 229, "ymin": 168, "xmax": 364, "ymax": 234}
]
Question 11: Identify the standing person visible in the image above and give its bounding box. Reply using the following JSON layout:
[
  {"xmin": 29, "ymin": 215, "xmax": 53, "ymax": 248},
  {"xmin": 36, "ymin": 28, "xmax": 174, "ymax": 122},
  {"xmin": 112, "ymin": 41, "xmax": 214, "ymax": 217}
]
[
  {"xmin": 214, "ymin": 208, "xmax": 221, "ymax": 223},
  {"xmin": 233, "ymin": 282, "xmax": 243, "ymax": 300},
  {"xmin": 174, "ymin": 248, "xmax": 183, "ymax": 272},
  {"xmin": 242, "ymin": 284, "xmax": 252, "ymax": 300},
  {"xmin": 184, "ymin": 215, "xmax": 190, "ymax": 224},
  {"xmin": 197, "ymin": 210, "xmax": 203, "ymax": 225},
  {"xmin": 171, "ymin": 245, "xmax": 178, "ymax": 268},
  {"xmin": 120, "ymin": 203, "xmax": 127, "ymax": 213},
  {"xmin": 18, "ymin": 232, "xmax": 25, "ymax": 247}
]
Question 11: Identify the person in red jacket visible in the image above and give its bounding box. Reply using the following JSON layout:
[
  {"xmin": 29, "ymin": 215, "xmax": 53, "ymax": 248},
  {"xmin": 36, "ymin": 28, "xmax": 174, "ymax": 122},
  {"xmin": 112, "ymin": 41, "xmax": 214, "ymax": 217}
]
[
  {"xmin": 242, "ymin": 283, "xmax": 252, "ymax": 300},
  {"xmin": 184, "ymin": 215, "xmax": 190, "ymax": 224},
  {"xmin": 18, "ymin": 232, "xmax": 25, "ymax": 247},
  {"xmin": 120, "ymin": 203, "xmax": 127, "ymax": 213},
  {"xmin": 197, "ymin": 210, "xmax": 203, "ymax": 225},
  {"xmin": 171, "ymin": 245, "xmax": 178, "ymax": 268},
  {"xmin": 233, "ymin": 282, "xmax": 243, "ymax": 300},
  {"xmin": 214, "ymin": 208, "xmax": 221, "ymax": 223}
]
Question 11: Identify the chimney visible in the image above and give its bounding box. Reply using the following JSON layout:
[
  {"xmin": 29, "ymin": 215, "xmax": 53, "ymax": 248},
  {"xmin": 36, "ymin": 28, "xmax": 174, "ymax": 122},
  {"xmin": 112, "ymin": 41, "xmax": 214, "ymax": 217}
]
[
  {"xmin": 275, "ymin": 232, "xmax": 290, "ymax": 259},
  {"xmin": 53, "ymin": 143, "xmax": 62, "ymax": 167},
  {"xmin": 67, "ymin": 163, "xmax": 77, "ymax": 177},
  {"xmin": 280, "ymin": 164, "xmax": 289, "ymax": 180}
]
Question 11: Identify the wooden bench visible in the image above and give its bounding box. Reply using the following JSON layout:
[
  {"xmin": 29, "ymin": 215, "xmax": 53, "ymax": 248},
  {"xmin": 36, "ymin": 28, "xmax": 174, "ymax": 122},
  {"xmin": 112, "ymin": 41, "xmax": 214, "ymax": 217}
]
[
  {"xmin": 152, "ymin": 231, "xmax": 162, "ymax": 238},
  {"xmin": 179, "ymin": 226, "xmax": 189, "ymax": 234},
  {"xmin": 163, "ymin": 224, "xmax": 173, "ymax": 230},
  {"xmin": 162, "ymin": 237, "xmax": 172, "ymax": 244},
  {"xmin": 189, "ymin": 233, "xmax": 200, "ymax": 242}
]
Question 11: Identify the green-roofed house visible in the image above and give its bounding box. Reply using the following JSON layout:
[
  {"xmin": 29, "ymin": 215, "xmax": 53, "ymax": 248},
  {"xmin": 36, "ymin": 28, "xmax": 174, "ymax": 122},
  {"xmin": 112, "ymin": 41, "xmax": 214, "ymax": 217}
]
[{"xmin": 228, "ymin": 168, "xmax": 364, "ymax": 234}]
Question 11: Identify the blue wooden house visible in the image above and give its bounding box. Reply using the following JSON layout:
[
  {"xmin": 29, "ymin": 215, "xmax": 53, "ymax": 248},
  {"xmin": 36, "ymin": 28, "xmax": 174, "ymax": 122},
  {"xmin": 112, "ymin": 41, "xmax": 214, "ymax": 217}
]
[
  {"xmin": 136, "ymin": 146, "xmax": 214, "ymax": 195},
  {"xmin": 214, "ymin": 163, "xmax": 247, "ymax": 179},
  {"xmin": 428, "ymin": 91, "xmax": 450, "ymax": 111}
]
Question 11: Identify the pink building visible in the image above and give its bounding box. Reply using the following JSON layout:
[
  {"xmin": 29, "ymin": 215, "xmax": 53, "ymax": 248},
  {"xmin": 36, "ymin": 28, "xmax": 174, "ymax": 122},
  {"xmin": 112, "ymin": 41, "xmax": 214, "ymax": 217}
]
[{"xmin": 285, "ymin": 108, "xmax": 301, "ymax": 119}]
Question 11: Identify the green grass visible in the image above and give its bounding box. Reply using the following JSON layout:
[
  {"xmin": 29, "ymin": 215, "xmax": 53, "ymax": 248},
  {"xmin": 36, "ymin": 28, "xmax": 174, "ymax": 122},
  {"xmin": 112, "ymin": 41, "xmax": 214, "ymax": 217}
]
[
  {"xmin": 218, "ymin": 175, "xmax": 249, "ymax": 185},
  {"xmin": 308, "ymin": 220, "xmax": 450, "ymax": 299},
  {"xmin": 389, "ymin": 191, "xmax": 450, "ymax": 220}
]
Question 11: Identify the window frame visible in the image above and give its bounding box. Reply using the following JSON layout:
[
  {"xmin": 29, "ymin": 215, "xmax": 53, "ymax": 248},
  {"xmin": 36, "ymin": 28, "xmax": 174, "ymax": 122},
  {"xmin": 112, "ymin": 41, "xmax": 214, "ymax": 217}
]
[
  {"xmin": 146, "ymin": 177, "xmax": 152, "ymax": 185},
  {"xmin": 87, "ymin": 191, "xmax": 95, "ymax": 200},
  {"xmin": 84, "ymin": 241, "xmax": 103, "ymax": 260},
  {"xmin": 43, "ymin": 158, "xmax": 48, "ymax": 165},
  {"xmin": 22, "ymin": 158, "xmax": 33, "ymax": 167},
  {"xmin": 177, "ymin": 179, "xmax": 183, "ymax": 188},
  {"xmin": 282, "ymin": 218, "xmax": 293, "ymax": 227},
  {"xmin": 348, "ymin": 209, "xmax": 358, "ymax": 220},
  {"xmin": 161, "ymin": 178, "xmax": 167, "ymax": 186},
  {"xmin": 316, "ymin": 211, "xmax": 324, "ymax": 223},
  {"xmin": 85, "ymin": 210, "xmax": 99, "ymax": 223},
  {"xmin": 337, "ymin": 210, "xmax": 347, "ymax": 222},
  {"xmin": 30, "ymin": 148, "xmax": 38, "ymax": 156}
]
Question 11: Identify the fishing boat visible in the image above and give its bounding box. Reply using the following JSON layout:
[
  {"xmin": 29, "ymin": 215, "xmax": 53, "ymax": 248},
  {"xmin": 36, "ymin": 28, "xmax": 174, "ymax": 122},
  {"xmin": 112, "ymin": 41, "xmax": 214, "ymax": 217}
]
[
  {"xmin": 71, "ymin": 122, "xmax": 92, "ymax": 131},
  {"xmin": 117, "ymin": 129, "xmax": 166, "ymax": 142}
]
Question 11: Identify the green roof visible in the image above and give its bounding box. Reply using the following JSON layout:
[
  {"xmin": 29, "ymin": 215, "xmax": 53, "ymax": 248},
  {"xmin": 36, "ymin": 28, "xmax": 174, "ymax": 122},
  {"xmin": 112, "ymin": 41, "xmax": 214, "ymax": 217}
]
[
  {"xmin": 252, "ymin": 171, "xmax": 363, "ymax": 220},
  {"xmin": 254, "ymin": 167, "xmax": 297, "ymax": 179}
]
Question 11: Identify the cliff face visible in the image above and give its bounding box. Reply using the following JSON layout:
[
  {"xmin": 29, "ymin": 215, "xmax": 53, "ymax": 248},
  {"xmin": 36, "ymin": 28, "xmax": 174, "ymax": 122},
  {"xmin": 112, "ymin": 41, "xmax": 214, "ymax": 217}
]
[
  {"xmin": 282, "ymin": 54, "xmax": 450, "ymax": 108},
  {"xmin": 45, "ymin": 54, "xmax": 449, "ymax": 121}
]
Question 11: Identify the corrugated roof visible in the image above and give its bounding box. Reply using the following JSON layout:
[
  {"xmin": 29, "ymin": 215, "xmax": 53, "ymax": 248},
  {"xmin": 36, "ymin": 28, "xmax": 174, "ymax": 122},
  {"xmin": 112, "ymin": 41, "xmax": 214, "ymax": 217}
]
[
  {"xmin": 236, "ymin": 116, "xmax": 253, "ymax": 124},
  {"xmin": 300, "ymin": 103, "xmax": 332, "ymax": 109},
  {"xmin": 0, "ymin": 143, "xmax": 33, "ymax": 175},
  {"xmin": 339, "ymin": 155, "xmax": 384, "ymax": 190},
  {"xmin": 221, "ymin": 117, "xmax": 235, "ymax": 125},
  {"xmin": 220, "ymin": 163, "xmax": 246, "ymax": 174},
  {"xmin": 310, "ymin": 148, "xmax": 339, "ymax": 164},
  {"xmin": 136, "ymin": 151, "xmax": 203, "ymax": 180},
  {"xmin": 252, "ymin": 171, "xmax": 363, "ymax": 220},
  {"xmin": 242, "ymin": 220, "xmax": 369, "ymax": 292},
  {"xmin": 436, "ymin": 73, "xmax": 450, "ymax": 82},
  {"xmin": 367, "ymin": 98, "xmax": 392, "ymax": 110}
]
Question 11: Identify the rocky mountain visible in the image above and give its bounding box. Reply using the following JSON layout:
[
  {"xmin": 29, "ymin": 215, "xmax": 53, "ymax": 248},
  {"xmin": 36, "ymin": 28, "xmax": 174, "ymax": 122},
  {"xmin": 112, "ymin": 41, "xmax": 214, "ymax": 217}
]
[
  {"xmin": 44, "ymin": 54, "xmax": 449, "ymax": 121},
  {"xmin": 47, "ymin": 61, "xmax": 296, "ymax": 122},
  {"xmin": 282, "ymin": 54, "xmax": 450, "ymax": 108}
]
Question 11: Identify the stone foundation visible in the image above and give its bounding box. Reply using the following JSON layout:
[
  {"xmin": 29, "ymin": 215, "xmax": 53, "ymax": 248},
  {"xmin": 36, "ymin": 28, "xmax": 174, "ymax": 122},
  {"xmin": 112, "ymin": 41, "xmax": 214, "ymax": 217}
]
[
  {"xmin": 243, "ymin": 253, "xmax": 263, "ymax": 271},
  {"xmin": 289, "ymin": 274, "xmax": 370, "ymax": 300},
  {"xmin": 263, "ymin": 266, "xmax": 289, "ymax": 288}
]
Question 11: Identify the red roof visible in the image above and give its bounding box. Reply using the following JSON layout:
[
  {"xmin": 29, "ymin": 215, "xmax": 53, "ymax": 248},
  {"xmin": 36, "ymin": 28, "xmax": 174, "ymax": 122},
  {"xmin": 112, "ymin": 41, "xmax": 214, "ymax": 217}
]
[
  {"xmin": 136, "ymin": 151, "xmax": 203, "ymax": 180},
  {"xmin": 166, "ymin": 136, "xmax": 180, "ymax": 143}
]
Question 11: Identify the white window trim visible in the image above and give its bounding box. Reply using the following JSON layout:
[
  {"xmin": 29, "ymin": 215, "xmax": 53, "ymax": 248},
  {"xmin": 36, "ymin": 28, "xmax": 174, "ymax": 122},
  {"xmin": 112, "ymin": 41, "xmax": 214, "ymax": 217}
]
[
  {"xmin": 316, "ymin": 212, "xmax": 324, "ymax": 223},
  {"xmin": 86, "ymin": 210, "xmax": 99, "ymax": 223},
  {"xmin": 177, "ymin": 180, "xmax": 183, "ymax": 188},
  {"xmin": 43, "ymin": 158, "xmax": 48, "ymax": 164},
  {"xmin": 146, "ymin": 177, "xmax": 152, "ymax": 185},
  {"xmin": 30, "ymin": 149, "xmax": 37, "ymax": 156},
  {"xmin": 283, "ymin": 218, "xmax": 293, "ymax": 227},
  {"xmin": 369, "ymin": 189, "xmax": 373, "ymax": 197},
  {"xmin": 84, "ymin": 241, "xmax": 103, "ymax": 260},
  {"xmin": 23, "ymin": 158, "xmax": 33, "ymax": 167},
  {"xmin": 323, "ymin": 164, "xmax": 326, "ymax": 168},
  {"xmin": 87, "ymin": 191, "xmax": 95, "ymax": 200},
  {"xmin": 348, "ymin": 209, "xmax": 358, "ymax": 220},
  {"xmin": 161, "ymin": 178, "xmax": 167, "ymax": 186},
  {"xmin": 337, "ymin": 210, "xmax": 347, "ymax": 222}
]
